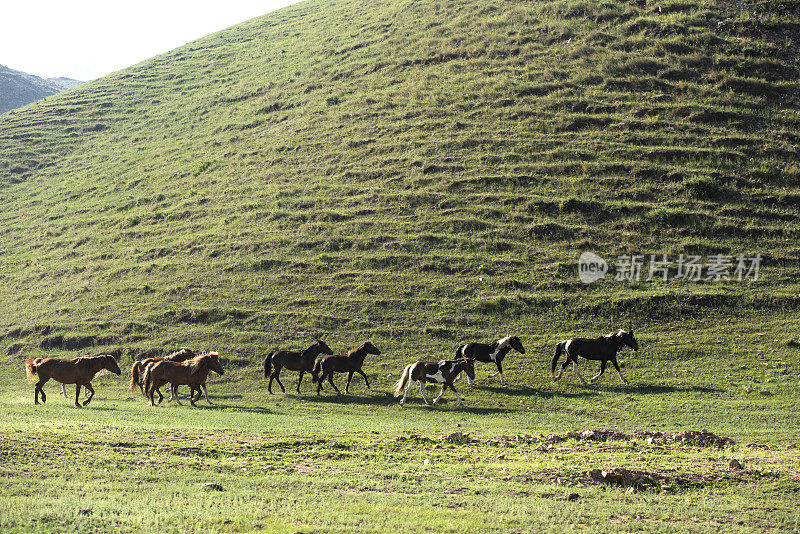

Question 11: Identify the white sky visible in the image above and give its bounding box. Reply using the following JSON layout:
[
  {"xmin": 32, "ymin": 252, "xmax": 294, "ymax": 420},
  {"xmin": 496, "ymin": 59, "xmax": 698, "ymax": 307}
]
[{"xmin": 1, "ymin": 1, "xmax": 301, "ymax": 81}]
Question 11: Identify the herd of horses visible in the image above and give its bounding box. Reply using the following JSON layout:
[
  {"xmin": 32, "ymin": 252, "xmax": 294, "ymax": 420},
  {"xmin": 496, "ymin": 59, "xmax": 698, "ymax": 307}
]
[{"xmin": 23, "ymin": 329, "xmax": 639, "ymax": 408}]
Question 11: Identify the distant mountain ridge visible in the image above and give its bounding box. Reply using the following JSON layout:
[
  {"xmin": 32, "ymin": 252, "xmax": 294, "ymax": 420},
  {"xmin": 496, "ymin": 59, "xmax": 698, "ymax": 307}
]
[{"xmin": 0, "ymin": 64, "xmax": 82, "ymax": 113}]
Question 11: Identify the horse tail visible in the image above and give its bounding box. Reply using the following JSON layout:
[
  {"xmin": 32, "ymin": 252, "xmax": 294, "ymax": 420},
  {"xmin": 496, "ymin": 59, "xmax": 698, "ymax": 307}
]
[
  {"xmin": 263, "ymin": 353, "xmax": 273, "ymax": 380},
  {"xmin": 142, "ymin": 365, "xmax": 153, "ymax": 399},
  {"xmin": 551, "ymin": 341, "xmax": 566, "ymax": 377},
  {"xmin": 311, "ymin": 359, "xmax": 322, "ymax": 383},
  {"xmin": 129, "ymin": 362, "xmax": 141, "ymax": 392},
  {"xmin": 394, "ymin": 364, "xmax": 414, "ymax": 397},
  {"xmin": 24, "ymin": 358, "xmax": 39, "ymax": 380}
]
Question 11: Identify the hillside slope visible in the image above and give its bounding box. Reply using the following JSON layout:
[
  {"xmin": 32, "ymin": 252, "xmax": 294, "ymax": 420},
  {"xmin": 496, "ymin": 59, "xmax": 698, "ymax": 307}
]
[
  {"xmin": 0, "ymin": 64, "xmax": 81, "ymax": 114},
  {"xmin": 0, "ymin": 0, "xmax": 798, "ymax": 366}
]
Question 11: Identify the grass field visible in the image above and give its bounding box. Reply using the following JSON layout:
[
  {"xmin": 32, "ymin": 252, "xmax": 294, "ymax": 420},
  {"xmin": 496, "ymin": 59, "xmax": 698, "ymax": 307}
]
[{"xmin": 0, "ymin": 0, "xmax": 799, "ymax": 530}]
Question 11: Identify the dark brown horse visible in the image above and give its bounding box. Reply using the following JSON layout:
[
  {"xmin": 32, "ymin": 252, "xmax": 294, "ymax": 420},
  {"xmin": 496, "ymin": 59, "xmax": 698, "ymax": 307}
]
[
  {"xmin": 129, "ymin": 348, "xmax": 196, "ymax": 400},
  {"xmin": 25, "ymin": 354, "xmax": 121, "ymax": 407},
  {"xmin": 143, "ymin": 352, "xmax": 224, "ymax": 407},
  {"xmin": 552, "ymin": 329, "xmax": 638, "ymax": 385},
  {"xmin": 264, "ymin": 339, "xmax": 333, "ymax": 394},
  {"xmin": 394, "ymin": 358, "xmax": 475, "ymax": 406},
  {"xmin": 312, "ymin": 341, "xmax": 381, "ymax": 395}
]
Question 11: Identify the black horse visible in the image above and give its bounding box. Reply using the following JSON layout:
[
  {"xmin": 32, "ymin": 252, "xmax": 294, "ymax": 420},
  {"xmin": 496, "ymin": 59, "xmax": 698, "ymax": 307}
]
[
  {"xmin": 264, "ymin": 339, "xmax": 333, "ymax": 394},
  {"xmin": 551, "ymin": 329, "xmax": 638, "ymax": 385},
  {"xmin": 455, "ymin": 336, "xmax": 525, "ymax": 385}
]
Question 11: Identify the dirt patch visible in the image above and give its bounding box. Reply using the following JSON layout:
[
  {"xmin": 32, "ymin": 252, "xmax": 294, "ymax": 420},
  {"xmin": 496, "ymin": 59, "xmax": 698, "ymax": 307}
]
[{"xmin": 527, "ymin": 428, "xmax": 734, "ymax": 448}]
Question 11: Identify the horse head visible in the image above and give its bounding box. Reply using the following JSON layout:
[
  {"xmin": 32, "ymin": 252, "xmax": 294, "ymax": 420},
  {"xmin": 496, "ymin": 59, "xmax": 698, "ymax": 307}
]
[
  {"xmin": 204, "ymin": 352, "xmax": 225, "ymax": 376},
  {"xmin": 618, "ymin": 329, "xmax": 638, "ymax": 351},
  {"xmin": 508, "ymin": 336, "xmax": 526, "ymax": 354},
  {"xmin": 102, "ymin": 354, "xmax": 122, "ymax": 375},
  {"xmin": 461, "ymin": 358, "xmax": 475, "ymax": 381},
  {"xmin": 361, "ymin": 341, "xmax": 381, "ymax": 356},
  {"xmin": 314, "ymin": 338, "xmax": 334, "ymax": 355}
]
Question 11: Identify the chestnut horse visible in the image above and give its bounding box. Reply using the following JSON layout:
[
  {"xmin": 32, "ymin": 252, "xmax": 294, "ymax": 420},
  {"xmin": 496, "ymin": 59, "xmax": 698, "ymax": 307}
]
[
  {"xmin": 142, "ymin": 352, "xmax": 224, "ymax": 406},
  {"xmin": 129, "ymin": 348, "xmax": 197, "ymax": 400},
  {"xmin": 25, "ymin": 354, "xmax": 121, "ymax": 407},
  {"xmin": 264, "ymin": 339, "xmax": 334, "ymax": 394},
  {"xmin": 394, "ymin": 358, "xmax": 475, "ymax": 406},
  {"xmin": 312, "ymin": 341, "xmax": 381, "ymax": 395},
  {"xmin": 552, "ymin": 329, "xmax": 638, "ymax": 385}
]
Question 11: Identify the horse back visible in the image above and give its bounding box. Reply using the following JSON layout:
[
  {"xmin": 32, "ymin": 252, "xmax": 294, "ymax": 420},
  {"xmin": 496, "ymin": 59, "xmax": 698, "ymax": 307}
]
[
  {"xmin": 460, "ymin": 342, "xmax": 493, "ymax": 363},
  {"xmin": 569, "ymin": 337, "xmax": 617, "ymax": 359},
  {"xmin": 320, "ymin": 354, "xmax": 350, "ymax": 372}
]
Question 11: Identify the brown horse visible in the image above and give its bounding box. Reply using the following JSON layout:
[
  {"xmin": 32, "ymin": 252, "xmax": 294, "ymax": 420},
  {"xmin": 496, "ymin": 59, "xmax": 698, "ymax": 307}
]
[
  {"xmin": 394, "ymin": 358, "xmax": 475, "ymax": 406},
  {"xmin": 312, "ymin": 341, "xmax": 381, "ymax": 395},
  {"xmin": 264, "ymin": 339, "xmax": 334, "ymax": 394},
  {"xmin": 25, "ymin": 354, "xmax": 121, "ymax": 407},
  {"xmin": 552, "ymin": 329, "xmax": 638, "ymax": 385},
  {"xmin": 142, "ymin": 352, "xmax": 224, "ymax": 407},
  {"xmin": 129, "ymin": 348, "xmax": 197, "ymax": 400}
]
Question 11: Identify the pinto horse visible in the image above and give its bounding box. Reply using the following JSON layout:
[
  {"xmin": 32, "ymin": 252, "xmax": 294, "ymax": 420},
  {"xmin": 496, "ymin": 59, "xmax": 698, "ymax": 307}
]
[
  {"xmin": 552, "ymin": 329, "xmax": 638, "ymax": 385},
  {"xmin": 394, "ymin": 358, "xmax": 475, "ymax": 406},
  {"xmin": 143, "ymin": 352, "xmax": 224, "ymax": 407},
  {"xmin": 264, "ymin": 339, "xmax": 333, "ymax": 394},
  {"xmin": 312, "ymin": 341, "xmax": 380, "ymax": 395},
  {"xmin": 129, "ymin": 348, "xmax": 197, "ymax": 400},
  {"xmin": 455, "ymin": 336, "xmax": 525, "ymax": 385},
  {"xmin": 25, "ymin": 354, "xmax": 121, "ymax": 407}
]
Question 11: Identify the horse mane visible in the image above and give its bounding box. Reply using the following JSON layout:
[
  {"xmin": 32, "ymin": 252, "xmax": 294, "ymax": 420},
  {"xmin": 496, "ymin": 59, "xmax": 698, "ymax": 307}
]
[
  {"xmin": 186, "ymin": 352, "xmax": 219, "ymax": 376},
  {"xmin": 346, "ymin": 343, "xmax": 368, "ymax": 357}
]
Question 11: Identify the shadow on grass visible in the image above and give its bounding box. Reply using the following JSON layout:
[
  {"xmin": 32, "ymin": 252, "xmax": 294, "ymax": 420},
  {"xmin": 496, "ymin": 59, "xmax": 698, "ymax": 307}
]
[
  {"xmin": 475, "ymin": 385, "xmax": 601, "ymax": 399},
  {"xmin": 185, "ymin": 403, "xmax": 273, "ymax": 415},
  {"xmin": 601, "ymin": 383, "xmax": 720, "ymax": 394}
]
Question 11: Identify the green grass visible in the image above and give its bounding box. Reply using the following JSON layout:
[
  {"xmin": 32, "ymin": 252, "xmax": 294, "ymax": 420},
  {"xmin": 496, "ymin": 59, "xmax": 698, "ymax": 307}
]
[{"xmin": 0, "ymin": 0, "xmax": 799, "ymax": 530}]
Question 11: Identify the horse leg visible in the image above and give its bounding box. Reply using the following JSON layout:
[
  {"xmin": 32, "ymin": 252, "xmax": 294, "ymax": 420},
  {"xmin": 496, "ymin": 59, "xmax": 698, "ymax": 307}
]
[
  {"xmin": 357, "ymin": 369, "xmax": 370, "ymax": 390},
  {"xmin": 172, "ymin": 385, "xmax": 182, "ymax": 405},
  {"xmin": 419, "ymin": 381, "xmax": 431, "ymax": 405},
  {"xmin": 590, "ymin": 360, "xmax": 607, "ymax": 383},
  {"xmin": 571, "ymin": 358, "xmax": 589, "ymax": 385},
  {"xmin": 189, "ymin": 386, "xmax": 199, "ymax": 407},
  {"xmin": 296, "ymin": 371, "xmax": 304, "ymax": 394},
  {"xmin": 35, "ymin": 379, "xmax": 48, "ymax": 404},
  {"xmin": 451, "ymin": 383, "xmax": 463, "ymax": 406},
  {"xmin": 74, "ymin": 384, "xmax": 82, "ymax": 408},
  {"xmin": 201, "ymin": 384, "xmax": 212, "ymax": 404},
  {"xmin": 61, "ymin": 384, "xmax": 68, "ymax": 398},
  {"xmin": 273, "ymin": 368, "xmax": 286, "ymax": 394},
  {"xmin": 555, "ymin": 359, "xmax": 569, "ymax": 381},
  {"xmin": 82, "ymin": 383, "xmax": 95, "ymax": 407},
  {"xmin": 317, "ymin": 371, "xmax": 325, "ymax": 395},
  {"xmin": 328, "ymin": 372, "xmax": 342, "ymax": 395},
  {"xmin": 611, "ymin": 357, "xmax": 629, "ymax": 384},
  {"xmin": 493, "ymin": 361, "xmax": 507, "ymax": 386},
  {"xmin": 400, "ymin": 380, "xmax": 415, "ymax": 405},
  {"xmin": 345, "ymin": 372, "xmax": 353, "ymax": 394},
  {"xmin": 432, "ymin": 385, "xmax": 447, "ymax": 405}
]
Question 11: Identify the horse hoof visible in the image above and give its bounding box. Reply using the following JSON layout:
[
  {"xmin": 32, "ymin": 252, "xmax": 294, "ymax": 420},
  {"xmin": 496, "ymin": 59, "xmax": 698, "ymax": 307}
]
[{"xmin": 82, "ymin": 400, "xmax": 90, "ymax": 407}]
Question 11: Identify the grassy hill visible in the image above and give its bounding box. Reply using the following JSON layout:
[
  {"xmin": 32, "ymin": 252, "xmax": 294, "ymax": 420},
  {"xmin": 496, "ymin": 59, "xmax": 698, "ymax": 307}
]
[
  {"xmin": 1, "ymin": 0, "xmax": 800, "ymax": 531},
  {"xmin": 0, "ymin": 64, "xmax": 82, "ymax": 114},
  {"xmin": 0, "ymin": 0, "xmax": 798, "ymax": 365}
]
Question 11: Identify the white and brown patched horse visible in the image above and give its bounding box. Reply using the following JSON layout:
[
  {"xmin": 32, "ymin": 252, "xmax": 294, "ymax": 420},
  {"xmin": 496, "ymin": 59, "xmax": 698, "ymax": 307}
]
[
  {"xmin": 455, "ymin": 335, "xmax": 525, "ymax": 385},
  {"xmin": 552, "ymin": 329, "xmax": 638, "ymax": 385},
  {"xmin": 394, "ymin": 358, "xmax": 475, "ymax": 406}
]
